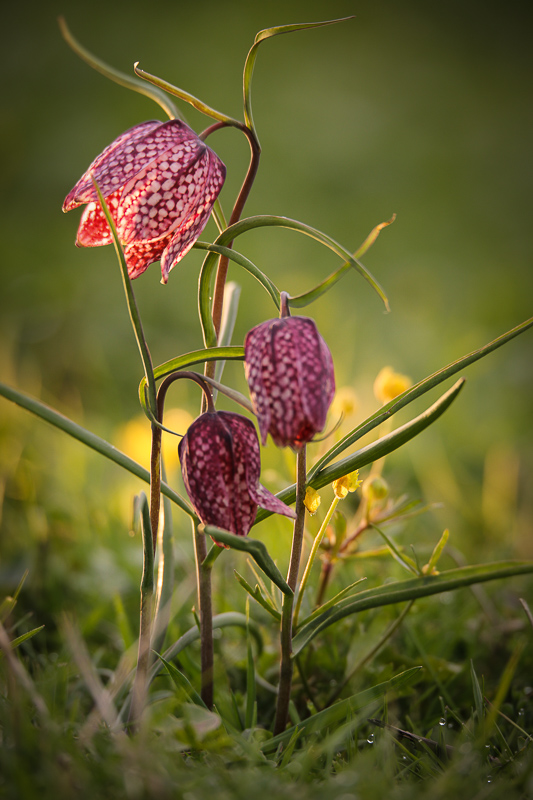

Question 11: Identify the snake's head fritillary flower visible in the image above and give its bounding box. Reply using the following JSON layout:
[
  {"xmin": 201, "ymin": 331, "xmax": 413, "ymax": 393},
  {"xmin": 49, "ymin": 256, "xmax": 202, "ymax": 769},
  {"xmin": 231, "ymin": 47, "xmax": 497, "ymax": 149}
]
[
  {"xmin": 178, "ymin": 410, "xmax": 296, "ymax": 538},
  {"xmin": 244, "ymin": 316, "xmax": 335, "ymax": 451},
  {"xmin": 63, "ymin": 120, "xmax": 226, "ymax": 283}
]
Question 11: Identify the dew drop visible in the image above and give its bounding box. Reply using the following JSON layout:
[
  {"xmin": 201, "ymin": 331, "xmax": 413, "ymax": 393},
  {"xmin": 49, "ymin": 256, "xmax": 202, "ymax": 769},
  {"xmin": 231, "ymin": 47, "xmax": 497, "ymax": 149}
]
[
  {"xmin": 367, "ymin": 733, "xmax": 374, "ymax": 744},
  {"xmin": 439, "ymin": 718, "xmax": 446, "ymax": 726}
]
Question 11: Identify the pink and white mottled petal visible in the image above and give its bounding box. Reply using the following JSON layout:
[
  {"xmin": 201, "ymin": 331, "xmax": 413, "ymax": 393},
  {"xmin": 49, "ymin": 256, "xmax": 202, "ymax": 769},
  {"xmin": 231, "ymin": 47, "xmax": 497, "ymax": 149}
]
[
  {"xmin": 244, "ymin": 324, "xmax": 275, "ymax": 445},
  {"xmin": 117, "ymin": 145, "xmax": 207, "ymax": 244},
  {"xmin": 157, "ymin": 150, "xmax": 226, "ymax": 281},
  {"xmin": 178, "ymin": 414, "xmax": 236, "ymax": 533},
  {"xmin": 252, "ymin": 484, "xmax": 297, "ymax": 519},
  {"xmin": 63, "ymin": 121, "xmax": 161, "ymax": 211},
  {"xmin": 122, "ymin": 235, "xmax": 170, "ymax": 279},
  {"xmin": 76, "ymin": 191, "xmax": 121, "ymax": 247},
  {"xmin": 218, "ymin": 413, "xmax": 259, "ymax": 535}
]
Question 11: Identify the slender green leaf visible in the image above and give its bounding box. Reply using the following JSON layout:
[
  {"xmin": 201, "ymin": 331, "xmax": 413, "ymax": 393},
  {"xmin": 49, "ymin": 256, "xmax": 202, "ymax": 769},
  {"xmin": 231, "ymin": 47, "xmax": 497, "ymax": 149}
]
[
  {"xmin": 309, "ymin": 316, "xmax": 533, "ymax": 481},
  {"xmin": 298, "ymin": 578, "xmax": 367, "ymax": 628},
  {"xmin": 93, "ymin": 180, "xmax": 157, "ymax": 415},
  {"xmin": 133, "ymin": 63, "xmax": 240, "ymax": 125},
  {"xmin": 0, "ymin": 381, "xmax": 194, "ymax": 518},
  {"xmin": 261, "ymin": 667, "xmax": 422, "ymax": 753},
  {"xmin": 194, "ymin": 240, "xmax": 280, "ymax": 310},
  {"xmin": 155, "ymin": 652, "xmax": 207, "ymax": 708},
  {"xmin": 198, "ymin": 375, "xmax": 255, "ymax": 415},
  {"xmin": 424, "ymin": 529, "xmax": 449, "ymax": 575},
  {"xmin": 234, "ymin": 571, "xmax": 281, "ymax": 621},
  {"xmin": 58, "ymin": 17, "xmax": 180, "ymax": 120},
  {"xmin": 0, "ymin": 626, "xmax": 45, "ymax": 655},
  {"xmin": 373, "ymin": 524, "xmax": 419, "ymax": 575},
  {"xmin": 470, "ymin": 660, "xmax": 485, "ymax": 724},
  {"xmin": 138, "ymin": 346, "xmax": 245, "ymax": 410},
  {"xmin": 243, "ymin": 18, "xmax": 354, "ymax": 135},
  {"xmin": 292, "ymin": 561, "xmax": 533, "ymax": 655},
  {"xmin": 199, "ymin": 525, "xmax": 293, "ymax": 596},
  {"xmin": 214, "ymin": 281, "xmax": 241, "ymax": 386},
  {"xmin": 245, "ymin": 599, "xmax": 256, "ymax": 729},
  {"xmin": 289, "ymin": 216, "xmax": 395, "ymax": 308},
  {"xmin": 199, "ymin": 214, "xmax": 389, "ymax": 345},
  {"xmin": 255, "ymin": 379, "xmax": 464, "ymax": 524}
]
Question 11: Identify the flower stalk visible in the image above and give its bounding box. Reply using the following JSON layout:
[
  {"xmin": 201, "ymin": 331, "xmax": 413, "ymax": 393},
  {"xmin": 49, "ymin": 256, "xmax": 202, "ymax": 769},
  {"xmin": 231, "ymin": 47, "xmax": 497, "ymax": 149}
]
[
  {"xmin": 128, "ymin": 496, "xmax": 155, "ymax": 729},
  {"xmin": 273, "ymin": 446, "xmax": 307, "ymax": 736}
]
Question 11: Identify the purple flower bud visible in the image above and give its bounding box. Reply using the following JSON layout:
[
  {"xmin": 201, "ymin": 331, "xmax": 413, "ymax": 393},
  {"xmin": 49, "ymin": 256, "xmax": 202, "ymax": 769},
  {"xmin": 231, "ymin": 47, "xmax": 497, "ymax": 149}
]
[
  {"xmin": 63, "ymin": 120, "xmax": 225, "ymax": 283},
  {"xmin": 244, "ymin": 316, "xmax": 335, "ymax": 450},
  {"xmin": 178, "ymin": 410, "xmax": 296, "ymax": 537}
]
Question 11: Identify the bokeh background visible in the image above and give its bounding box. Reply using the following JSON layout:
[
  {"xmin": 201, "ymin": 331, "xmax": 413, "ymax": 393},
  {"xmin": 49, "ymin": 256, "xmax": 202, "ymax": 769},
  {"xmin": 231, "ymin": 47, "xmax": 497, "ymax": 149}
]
[{"xmin": 1, "ymin": 0, "xmax": 532, "ymax": 629}]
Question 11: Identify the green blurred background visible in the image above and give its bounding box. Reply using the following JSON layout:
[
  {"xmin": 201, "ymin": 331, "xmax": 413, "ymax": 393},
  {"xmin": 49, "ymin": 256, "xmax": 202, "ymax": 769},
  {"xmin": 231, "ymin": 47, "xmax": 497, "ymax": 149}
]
[{"xmin": 1, "ymin": 0, "xmax": 532, "ymax": 618}]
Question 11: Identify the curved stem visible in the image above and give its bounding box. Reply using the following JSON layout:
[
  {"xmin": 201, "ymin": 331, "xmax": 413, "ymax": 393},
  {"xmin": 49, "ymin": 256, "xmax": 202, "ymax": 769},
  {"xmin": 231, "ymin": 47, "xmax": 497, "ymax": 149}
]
[
  {"xmin": 210, "ymin": 124, "xmax": 261, "ymax": 342},
  {"xmin": 273, "ymin": 447, "xmax": 307, "ymax": 735}
]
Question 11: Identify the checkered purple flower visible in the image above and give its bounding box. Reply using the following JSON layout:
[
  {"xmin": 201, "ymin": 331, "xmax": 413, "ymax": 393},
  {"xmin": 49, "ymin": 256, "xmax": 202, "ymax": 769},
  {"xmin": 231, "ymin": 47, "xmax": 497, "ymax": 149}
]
[
  {"xmin": 63, "ymin": 119, "xmax": 226, "ymax": 283},
  {"xmin": 244, "ymin": 316, "xmax": 335, "ymax": 450},
  {"xmin": 178, "ymin": 410, "xmax": 296, "ymax": 537}
]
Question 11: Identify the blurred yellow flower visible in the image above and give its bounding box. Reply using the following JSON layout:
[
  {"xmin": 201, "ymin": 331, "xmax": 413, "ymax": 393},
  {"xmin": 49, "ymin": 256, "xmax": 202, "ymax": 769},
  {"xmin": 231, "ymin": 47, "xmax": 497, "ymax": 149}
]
[
  {"xmin": 116, "ymin": 408, "xmax": 194, "ymax": 472},
  {"xmin": 330, "ymin": 386, "xmax": 359, "ymax": 420},
  {"xmin": 304, "ymin": 487, "xmax": 322, "ymax": 515},
  {"xmin": 332, "ymin": 470, "xmax": 362, "ymax": 500},
  {"xmin": 373, "ymin": 366, "xmax": 411, "ymax": 404}
]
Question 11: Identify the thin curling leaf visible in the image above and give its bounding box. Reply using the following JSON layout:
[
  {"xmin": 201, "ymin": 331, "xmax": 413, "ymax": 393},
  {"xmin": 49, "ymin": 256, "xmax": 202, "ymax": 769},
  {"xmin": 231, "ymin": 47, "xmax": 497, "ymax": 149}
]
[
  {"xmin": 199, "ymin": 215, "xmax": 389, "ymax": 345},
  {"xmin": 243, "ymin": 17, "xmax": 355, "ymax": 136},
  {"xmin": 58, "ymin": 17, "xmax": 180, "ymax": 121},
  {"xmin": 195, "ymin": 241, "xmax": 281, "ymax": 346},
  {"xmin": 288, "ymin": 216, "xmax": 396, "ymax": 309},
  {"xmin": 234, "ymin": 570, "xmax": 281, "ymax": 621},
  {"xmin": 254, "ymin": 379, "xmax": 465, "ymax": 524},
  {"xmin": 134, "ymin": 63, "xmax": 241, "ymax": 126},
  {"xmin": 308, "ymin": 316, "xmax": 533, "ymax": 481},
  {"xmin": 90, "ymin": 180, "xmax": 157, "ymax": 415},
  {"xmin": 199, "ymin": 525, "xmax": 293, "ymax": 596},
  {"xmin": 0, "ymin": 381, "xmax": 194, "ymax": 518},
  {"xmin": 138, "ymin": 345, "xmax": 245, "ymax": 422},
  {"xmin": 292, "ymin": 561, "xmax": 533, "ymax": 656}
]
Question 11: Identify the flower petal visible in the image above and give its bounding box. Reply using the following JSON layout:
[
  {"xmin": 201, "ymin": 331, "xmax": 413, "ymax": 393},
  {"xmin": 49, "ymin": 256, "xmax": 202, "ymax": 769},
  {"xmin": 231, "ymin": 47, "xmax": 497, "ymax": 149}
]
[
  {"xmin": 116, "ymin": 141, "xmax": 208, "ymax": 245},
  {"xmin": 63, "ymin": 121, "xmax": 161, "ymax": 211},
  {"xmin": 178, "ymin": 413, "xmax": 238, "ymax": 533},
  {"xmin": 75, "ymin": 191, "xmax": 121, "ymax": 247},
  {"xmin": 159, "ymin": 149, "xmax": 226, "ymax": 282}
]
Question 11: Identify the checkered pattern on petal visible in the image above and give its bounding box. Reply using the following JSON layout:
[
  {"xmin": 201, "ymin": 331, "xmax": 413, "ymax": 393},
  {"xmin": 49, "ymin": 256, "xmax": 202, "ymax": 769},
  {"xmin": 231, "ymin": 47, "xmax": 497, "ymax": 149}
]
[
  {"xmin": 63, "ymin": 119, "xmax": 226, "ymax": 281},
  {"xmin": 244, "ymin": 316, "xmax": 335, "ymax": 450},
  {"xmin": 178, "ymin": 410, "xmax": 295, "ymax": 538},
  {"xmin": 76, "ymin": 191, "xmax": 121, "ymax": 247},
  {"xmin": 63, "ymin": 121, "xmax": 161, "ymax": 211},
  {"xmin": 160, "ymin": 148, "xmax": 226, "ymax": 282},
  {"xmin": 178, "ymin": 412, "xmax": 236, "ymax": 534}
]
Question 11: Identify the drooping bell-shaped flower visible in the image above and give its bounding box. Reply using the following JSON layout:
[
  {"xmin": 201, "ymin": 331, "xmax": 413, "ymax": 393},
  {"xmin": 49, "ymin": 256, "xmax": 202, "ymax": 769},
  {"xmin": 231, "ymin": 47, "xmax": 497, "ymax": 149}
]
[
  {"xmin": 63, "ymin": 119, "xmax": 226, "ymax": 283},
  {"xmin": 178, "ymin": 410, "xmax": 296, "ymax": 537},
  {"xmin": 244, "ymin": 315, "xmax": 335, "ymax": 450}
]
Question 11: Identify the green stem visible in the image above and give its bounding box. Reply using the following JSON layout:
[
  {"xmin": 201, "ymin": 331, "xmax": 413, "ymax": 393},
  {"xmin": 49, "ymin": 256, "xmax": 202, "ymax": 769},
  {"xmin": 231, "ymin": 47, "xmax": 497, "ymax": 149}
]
[
  {"xmin": 273, "ymin": 447, "xmax": 307, "ymax": 736},
  {"xmin": 192, "ymin": 519, "xmax": 214, "ymax": 709},
  {"xmin": 93, "ymin": 181, "xmax": 157, "ymax": 415},
  {"xmin": 293, "ymin": 496, "xmax": 340, "ymax": 629},
  {"xmin": 128, "ymin": 498, "xmax": 155, "ymax": 729}
]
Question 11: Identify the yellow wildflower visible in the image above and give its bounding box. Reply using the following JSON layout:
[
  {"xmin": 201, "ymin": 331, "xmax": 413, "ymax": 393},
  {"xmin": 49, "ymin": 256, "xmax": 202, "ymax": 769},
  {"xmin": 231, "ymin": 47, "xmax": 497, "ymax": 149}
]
[
  {"xmin": 373, "ymin": 366, "xmax": 411, "ymax": 405},
  {"xmin": 332, "ymin": 470, "xmax": 362, "ymax": 499},
  {"xmin": 304, "ymin": 487, "xmax": 322, "ymax": 515}
]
